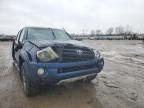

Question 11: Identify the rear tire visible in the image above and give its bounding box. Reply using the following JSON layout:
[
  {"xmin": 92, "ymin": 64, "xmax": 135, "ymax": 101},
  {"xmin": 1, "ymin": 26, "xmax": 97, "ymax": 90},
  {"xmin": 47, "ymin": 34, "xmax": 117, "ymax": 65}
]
[{"xmin": 21, "ymin": 63, "xmax": 39, "ymax": 97}]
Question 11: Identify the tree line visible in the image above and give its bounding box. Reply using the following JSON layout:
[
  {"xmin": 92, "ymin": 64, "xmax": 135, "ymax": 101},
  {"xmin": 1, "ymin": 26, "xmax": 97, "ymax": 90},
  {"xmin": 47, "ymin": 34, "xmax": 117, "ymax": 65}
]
[{"xmin": 90, "ymin": 25, "xmax": 133, "ymax": 36}]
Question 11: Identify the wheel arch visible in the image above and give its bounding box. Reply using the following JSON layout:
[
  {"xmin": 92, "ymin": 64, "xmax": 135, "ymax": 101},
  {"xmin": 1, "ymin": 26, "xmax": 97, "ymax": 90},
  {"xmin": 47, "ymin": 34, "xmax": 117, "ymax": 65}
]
[{"xmin": 19, "ymin": 50, "xmax": 31, "ymax": 69}]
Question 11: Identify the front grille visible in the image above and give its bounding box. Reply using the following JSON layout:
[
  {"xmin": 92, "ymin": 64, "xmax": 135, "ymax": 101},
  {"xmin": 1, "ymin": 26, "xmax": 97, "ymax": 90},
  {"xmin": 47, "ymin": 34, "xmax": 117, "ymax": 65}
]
[
  {"xmin": 59, "ymin": 45, "xmax": 95, "ymax": 62},
  {"xmin": 58, "ymin": 64, "xmax": 96, "ymax": 73}
]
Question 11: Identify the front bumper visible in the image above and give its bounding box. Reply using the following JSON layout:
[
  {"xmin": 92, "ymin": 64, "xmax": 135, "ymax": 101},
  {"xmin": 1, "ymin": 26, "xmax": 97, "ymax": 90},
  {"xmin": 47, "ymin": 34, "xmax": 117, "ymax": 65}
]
[{"xmin": 23, "ymin": 58, "xmax": 104, "ymax": 85}]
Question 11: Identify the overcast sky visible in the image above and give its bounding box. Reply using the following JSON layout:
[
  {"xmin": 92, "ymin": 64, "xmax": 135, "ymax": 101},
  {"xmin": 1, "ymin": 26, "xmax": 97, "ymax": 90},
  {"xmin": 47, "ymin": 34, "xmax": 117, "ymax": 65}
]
[{"xmin": 0, "ymin": 0, "xmax": 144, "ymax": 35}]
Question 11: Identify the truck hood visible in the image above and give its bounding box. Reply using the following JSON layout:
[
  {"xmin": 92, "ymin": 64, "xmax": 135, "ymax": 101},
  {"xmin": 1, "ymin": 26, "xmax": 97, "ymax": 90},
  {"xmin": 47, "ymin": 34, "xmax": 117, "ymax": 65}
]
[{"xmin": 29, "ymin": 40, "xmax": 90, "ymax": 48}]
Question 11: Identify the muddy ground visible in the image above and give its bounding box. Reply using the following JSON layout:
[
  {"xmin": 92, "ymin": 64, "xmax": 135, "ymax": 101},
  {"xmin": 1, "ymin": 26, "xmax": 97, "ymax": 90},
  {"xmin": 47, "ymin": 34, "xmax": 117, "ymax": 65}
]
[{"xmin": 0, "ymin": 40, "xmax": 144, "ymax": 108}]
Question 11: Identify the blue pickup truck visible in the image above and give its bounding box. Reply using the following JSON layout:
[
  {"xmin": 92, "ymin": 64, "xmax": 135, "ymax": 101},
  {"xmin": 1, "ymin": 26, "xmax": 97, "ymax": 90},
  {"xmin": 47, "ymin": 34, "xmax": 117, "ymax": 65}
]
[{"xmin": 12, "ymin": 27, "xmax": 104, "ymax": 97}]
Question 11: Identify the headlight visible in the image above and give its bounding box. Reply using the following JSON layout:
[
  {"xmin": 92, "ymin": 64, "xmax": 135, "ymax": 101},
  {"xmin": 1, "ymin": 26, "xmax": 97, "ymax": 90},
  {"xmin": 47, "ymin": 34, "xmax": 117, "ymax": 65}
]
[
  {"xmin": 93, "ymin": 50, "xmax": 100, "ymax": 58},
  {"xmin": 37, "ymin": 47, "xmax": 59, "ymax": 62}
]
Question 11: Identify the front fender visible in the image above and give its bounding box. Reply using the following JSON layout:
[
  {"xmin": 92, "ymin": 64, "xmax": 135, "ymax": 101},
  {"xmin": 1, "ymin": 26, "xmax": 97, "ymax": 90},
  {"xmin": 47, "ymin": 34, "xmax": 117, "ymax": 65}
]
[{"xmin": 20, "ymin": 49, "xmax": 32, "ymax": 62}]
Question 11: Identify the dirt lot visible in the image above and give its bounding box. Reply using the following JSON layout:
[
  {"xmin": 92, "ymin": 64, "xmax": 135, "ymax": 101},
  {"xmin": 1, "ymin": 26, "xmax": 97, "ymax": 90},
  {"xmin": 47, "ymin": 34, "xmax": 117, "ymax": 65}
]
[{"xmin": 0, "ymin": 40, "xmax": 144, "ymax": 108}]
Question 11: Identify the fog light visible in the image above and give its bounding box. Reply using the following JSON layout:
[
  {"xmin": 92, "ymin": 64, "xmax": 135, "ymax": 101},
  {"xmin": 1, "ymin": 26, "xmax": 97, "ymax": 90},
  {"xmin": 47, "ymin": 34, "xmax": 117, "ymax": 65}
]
[{"xmin": 37, "ymin": 68, "xmax": 45, "ymax": 75}]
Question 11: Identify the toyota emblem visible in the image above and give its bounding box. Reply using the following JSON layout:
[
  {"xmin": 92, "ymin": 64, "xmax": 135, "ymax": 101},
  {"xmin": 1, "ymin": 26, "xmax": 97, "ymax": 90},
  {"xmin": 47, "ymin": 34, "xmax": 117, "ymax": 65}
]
[{"xmin": 77, "ymin": 50, "xmax": 83, "ymax": 55}]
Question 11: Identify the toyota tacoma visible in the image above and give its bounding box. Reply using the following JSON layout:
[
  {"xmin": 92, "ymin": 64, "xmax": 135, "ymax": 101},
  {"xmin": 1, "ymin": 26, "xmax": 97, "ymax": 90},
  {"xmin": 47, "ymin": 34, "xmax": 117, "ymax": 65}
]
[{"xmin": 12, "ymin": 27, "xmax": 104, "ymax": 97}]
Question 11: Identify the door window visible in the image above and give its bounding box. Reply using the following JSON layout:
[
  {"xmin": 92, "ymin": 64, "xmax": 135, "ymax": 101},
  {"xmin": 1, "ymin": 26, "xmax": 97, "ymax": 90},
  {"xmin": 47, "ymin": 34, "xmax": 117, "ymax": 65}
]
[
  {"xmin": 16, "ymin": 30, "xmax": 22, "ymax": 43},
  {"xmin": 19, "ymin": 29, "xmax": 25, "ymax": 43}
]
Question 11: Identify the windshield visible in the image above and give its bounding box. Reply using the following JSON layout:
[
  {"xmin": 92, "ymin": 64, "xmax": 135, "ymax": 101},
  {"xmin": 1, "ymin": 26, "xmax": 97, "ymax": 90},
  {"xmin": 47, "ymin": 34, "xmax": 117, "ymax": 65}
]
[{"xmin": 27, "ymin": 28, "xmax": 71, "ymax": 41}]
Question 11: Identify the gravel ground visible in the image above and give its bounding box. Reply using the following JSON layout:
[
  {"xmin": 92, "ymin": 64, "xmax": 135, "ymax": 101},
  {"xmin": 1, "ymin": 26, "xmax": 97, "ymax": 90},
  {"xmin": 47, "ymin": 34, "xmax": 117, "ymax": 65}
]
[{"xmin": 0, "ymin": 40, "xmax": 144, "ymax": 108}]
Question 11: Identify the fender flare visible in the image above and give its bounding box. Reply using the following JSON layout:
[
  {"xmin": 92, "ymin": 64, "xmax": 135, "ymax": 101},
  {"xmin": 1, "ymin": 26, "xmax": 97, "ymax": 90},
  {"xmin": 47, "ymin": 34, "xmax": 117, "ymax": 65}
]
[{"xmin": 19, "ymin": 49, "xmax": 31, "ymax": 63}]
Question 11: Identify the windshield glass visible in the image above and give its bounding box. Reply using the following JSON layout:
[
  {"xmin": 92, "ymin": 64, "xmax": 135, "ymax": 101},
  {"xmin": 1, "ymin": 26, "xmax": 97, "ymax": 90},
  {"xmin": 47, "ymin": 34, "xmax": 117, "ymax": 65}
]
[{"xmin": 27, "ymin": 28, "xmax": 71, "ymax": 41}]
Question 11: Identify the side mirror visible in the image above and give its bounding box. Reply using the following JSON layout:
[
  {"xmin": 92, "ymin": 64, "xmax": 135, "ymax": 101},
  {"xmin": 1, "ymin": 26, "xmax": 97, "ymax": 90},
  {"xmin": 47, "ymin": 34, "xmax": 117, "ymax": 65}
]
[
  {"xmin": 15, "ymin": 41, "xmax": 23, "ymax": 50},
  {"xmin": 18, "ymin": 43, "xmax": 23, "ymax": 49}
]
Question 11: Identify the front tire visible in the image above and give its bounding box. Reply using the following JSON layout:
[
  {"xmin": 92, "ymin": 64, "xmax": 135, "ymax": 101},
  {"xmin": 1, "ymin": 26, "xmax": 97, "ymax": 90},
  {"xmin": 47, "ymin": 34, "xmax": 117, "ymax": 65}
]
[
  {"xmin": 78, "ymin": 75, "xmax": 97, "ymax": 83},
  {"xmin": 85, "ymin": 75, "xmax": 97, "ymax": 82},
  {"xmin": 21, "ymin": 63, "xmax": 39, "ymax": 97}
]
